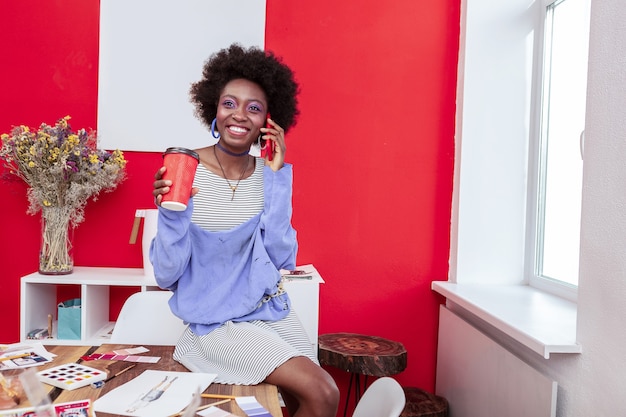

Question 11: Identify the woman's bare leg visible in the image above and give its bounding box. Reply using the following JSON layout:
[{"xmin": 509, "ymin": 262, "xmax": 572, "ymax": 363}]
[
  {"xmin": 265, "ymin": 356, "xmax": 339, "ymax": 417},
  {"xmin": 279, "ymin": 388, "xmax": 299, "ymax": 417}
]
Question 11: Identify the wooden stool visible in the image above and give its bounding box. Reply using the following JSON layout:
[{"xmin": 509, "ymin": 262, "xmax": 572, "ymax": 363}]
[
  {"xmin": 318, "ymin": 332, "xmax": 407, "ymax": 417},
  {"xmin": 400, "ymin": 387, "xmax": 449, "ymax": 417}
]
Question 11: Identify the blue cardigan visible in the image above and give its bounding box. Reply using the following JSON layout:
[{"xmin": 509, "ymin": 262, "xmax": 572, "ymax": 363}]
[{"xmin": 150, "ymin": 164, "xmax": 298, "ymax": 335}]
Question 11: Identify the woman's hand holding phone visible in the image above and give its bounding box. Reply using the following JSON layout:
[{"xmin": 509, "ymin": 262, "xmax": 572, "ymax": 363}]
[
  {"xmin": 261, "ymin": 115, "xmax": 274, "ymax": 161},
  {"xmin": 262, "ymin": 114, "xmax": 286, "ymax": 171}
]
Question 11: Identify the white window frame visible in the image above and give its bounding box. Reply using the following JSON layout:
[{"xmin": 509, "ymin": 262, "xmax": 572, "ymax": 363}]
[
  {"xmin": 439, "ymin": 0, "xmax": 582, "ymax": 358},
  {"xmin": 526, "ymin": 0, "xmax": 590, "ymax": 302}
]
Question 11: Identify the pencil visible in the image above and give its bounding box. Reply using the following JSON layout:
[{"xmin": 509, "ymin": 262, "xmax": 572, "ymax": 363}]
[
  {"xmin": 201, "ymin": 393, "xmax": 238, "ymax": 399},
  {"xmin": 0, "ymin": 353, "xmax": 31, "ymax": 362},
  {"xmin": 169, "ymin": 398, "xmax": 231, "ymax": 417},
  {"xmin": 196, "ymin": 398, "xmax": 231, "ymax": 411}
]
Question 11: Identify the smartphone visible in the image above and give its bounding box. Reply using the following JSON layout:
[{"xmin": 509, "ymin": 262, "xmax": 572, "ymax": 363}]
[{"xmin": 261, "ymin": 114, "xmax": 274, "ymax": 161}]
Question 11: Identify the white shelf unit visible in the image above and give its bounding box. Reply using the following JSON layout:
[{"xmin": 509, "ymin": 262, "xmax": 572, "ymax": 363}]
[
  {"xmin": 20, "ymin": 267, "xmax": 158, "ymax": 346},
  {"xmin": 21, "ymin": 265, "xmax": 324, "ymax": 348}
]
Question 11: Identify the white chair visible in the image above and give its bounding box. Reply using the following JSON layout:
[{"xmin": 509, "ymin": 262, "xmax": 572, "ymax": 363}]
[
  {"xmin": 352, "ymin": 377, "xmax": 406, "ymax": 417},
  {"xmin": 110, "ymin": 290, "xmax": 187, "ymax": 345}
]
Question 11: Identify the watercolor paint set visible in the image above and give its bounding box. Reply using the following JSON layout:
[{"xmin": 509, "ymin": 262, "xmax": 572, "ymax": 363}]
[{"xmin": 37, "ymin": 363, "xmax": 107, "ymax": 390}]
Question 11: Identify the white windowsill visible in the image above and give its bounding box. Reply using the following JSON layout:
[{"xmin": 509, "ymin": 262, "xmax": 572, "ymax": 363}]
[{"xmin": 431, "ymin": 281, "xmax": 582, "ymax": 359}]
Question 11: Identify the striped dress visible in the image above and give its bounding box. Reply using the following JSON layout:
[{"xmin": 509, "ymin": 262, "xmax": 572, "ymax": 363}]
[{"xmin": 173, "ymin": 156, "xmax": 318, "ymax": 384}]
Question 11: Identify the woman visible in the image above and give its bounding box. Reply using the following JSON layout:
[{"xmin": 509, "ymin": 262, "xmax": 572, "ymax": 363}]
[{"xmin": 151, "ymin": 44, "xmax": 339, "ymax": 417}]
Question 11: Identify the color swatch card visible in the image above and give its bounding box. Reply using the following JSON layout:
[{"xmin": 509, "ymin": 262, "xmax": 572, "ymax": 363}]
[
  {"xmin": 81, "ymin": 352, "xmax": 160, "ymax": 363},
  {"xmin": 235, "ymin": 397, "xmax": 272, "ymax": 417},
  {"xmin": 37, "ymin": 363, "xmax": 107, "ymax": 390}
]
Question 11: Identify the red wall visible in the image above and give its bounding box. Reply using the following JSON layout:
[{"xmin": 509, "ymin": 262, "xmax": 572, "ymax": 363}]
[{"xmin": 0, "ymin": 0, "xmax": 459, "ymax": 406}]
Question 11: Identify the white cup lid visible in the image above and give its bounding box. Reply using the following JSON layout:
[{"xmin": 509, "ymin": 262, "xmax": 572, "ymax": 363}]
[{"xmin": 161, "ymin": 201, "xmax": 187, "ymax": 211}]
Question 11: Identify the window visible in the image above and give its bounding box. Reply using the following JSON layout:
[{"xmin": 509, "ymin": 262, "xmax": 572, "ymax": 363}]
[
  {"xmin": 442, "ymin": 0, "xmax": 586, "ymax": 359},
  {"xmin": 531, "ymin": 0, "xmax": 591, "ymax": 291}
]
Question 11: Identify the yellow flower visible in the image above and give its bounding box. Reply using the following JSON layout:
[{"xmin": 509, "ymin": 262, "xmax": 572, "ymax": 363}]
[
  {"xmin": 59, "ymin": 116, "xmax": 71, "ymax": 128},
  {"xmin": 49, "ymin": 148, "xmax": 60, "ymax": 162},
  {"xmin": 28, "ymin": 161, "xmax": 35, "ymax": 168},
  {"xmin": 111, "ymin": 150, "xmax": 127, "ymax": 168}
]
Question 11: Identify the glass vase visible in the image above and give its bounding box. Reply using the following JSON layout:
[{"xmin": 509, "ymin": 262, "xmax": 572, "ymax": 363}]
[{"xmin": 39, "ymin": 207, "xmax": 74, "ymax": 275}]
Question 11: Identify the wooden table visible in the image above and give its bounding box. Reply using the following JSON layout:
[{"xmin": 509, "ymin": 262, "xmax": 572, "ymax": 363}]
[{"xmin": 3, "ymin": 344, "xmax": 281, "ymax": 417}]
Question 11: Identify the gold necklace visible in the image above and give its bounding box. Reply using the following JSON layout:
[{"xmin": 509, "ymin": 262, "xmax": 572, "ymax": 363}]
[{"xmin": 213, "ymin": 145, "xmax": 249, "ymax": 201}]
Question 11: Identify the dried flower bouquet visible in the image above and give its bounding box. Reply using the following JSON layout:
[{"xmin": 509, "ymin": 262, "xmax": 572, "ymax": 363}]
[{"xmin": 0, "ymin": 116, "xmax": 127, "ymax": 274}]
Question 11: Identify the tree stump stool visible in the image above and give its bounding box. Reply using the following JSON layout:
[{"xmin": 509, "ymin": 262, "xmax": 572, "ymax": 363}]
[
  {"xmin": 318, "ymin": 333, "xmax": 407, "ymax": 417},
  {"xmin": 400, "ymin": 387, "xmax": 448, "ymax": 417}
]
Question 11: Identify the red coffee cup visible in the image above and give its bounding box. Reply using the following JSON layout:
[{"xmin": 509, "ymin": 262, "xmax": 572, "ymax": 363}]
[{"xmin": 161, "ymin": 147, "xmax": 200, "ymax": 211}]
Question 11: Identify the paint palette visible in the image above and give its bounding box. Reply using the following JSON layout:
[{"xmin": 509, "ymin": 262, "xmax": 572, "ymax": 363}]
[{"xmin": 37, "ymin": 363, "xmax": 107, "ymax": 390}]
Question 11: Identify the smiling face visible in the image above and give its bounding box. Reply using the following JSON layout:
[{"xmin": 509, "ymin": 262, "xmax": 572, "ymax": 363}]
[{"xmin": 215, "ymin": 78, "xmax": 268, "ymax": 151}]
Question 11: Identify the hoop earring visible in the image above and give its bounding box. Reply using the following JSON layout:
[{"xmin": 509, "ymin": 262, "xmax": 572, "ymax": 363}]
[
  {"xmin": 256, "ymin": 134, "xmax": 265, "ymax": 150},
  {"xmin": 211, "ymin": 118, "xmax": 220, "ymax": 139}
]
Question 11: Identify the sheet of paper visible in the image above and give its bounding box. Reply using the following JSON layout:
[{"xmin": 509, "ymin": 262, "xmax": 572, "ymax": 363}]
[
  {"xmin": 198, "ymin": 407, "xmax": 238, "ymax": 417},
  {"xmin": 94, "ymin": 370, "xmax": 216, "ymax": 417},
  {"xmin": 0, "ymin": 342, "xmax": 54, "ymax": 370}
]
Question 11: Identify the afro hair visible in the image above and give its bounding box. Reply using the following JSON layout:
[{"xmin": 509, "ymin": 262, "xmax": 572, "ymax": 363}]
[{"xmin": 190, "ymin": 43, "xmax": 300, "ymax": 133}]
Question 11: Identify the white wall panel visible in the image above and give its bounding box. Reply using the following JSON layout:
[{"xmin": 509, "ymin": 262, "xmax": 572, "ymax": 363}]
[
  {"xmin": 436, "ymin": 305, "xmax": 557, "ymax": 417},
  {"xmin": 98, "ymin": 0, "xmax": 266, "ymax": 152}
]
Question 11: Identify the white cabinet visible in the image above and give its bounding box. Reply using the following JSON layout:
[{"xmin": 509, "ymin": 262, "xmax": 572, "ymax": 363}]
[
  {"xmin": 20, "ymin": 267, "xmax": 158, "ymax": 346},
  {"xmin": 20, "ymin": 265, "xmax": 323, "ymax": 348}
]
